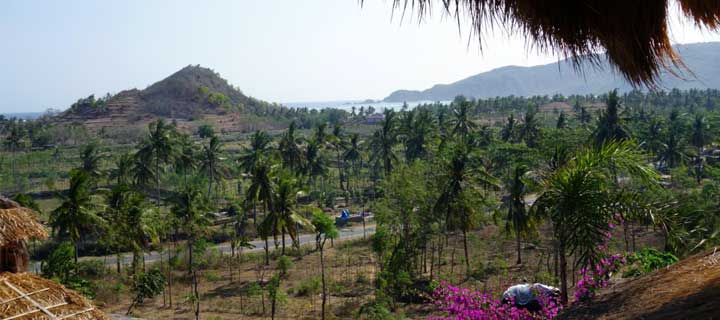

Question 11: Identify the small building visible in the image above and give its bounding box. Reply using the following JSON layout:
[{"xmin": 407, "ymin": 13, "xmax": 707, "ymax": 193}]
[{"xmin": 0, "ymin": 196, "xmax": 109, "ymax": 320}]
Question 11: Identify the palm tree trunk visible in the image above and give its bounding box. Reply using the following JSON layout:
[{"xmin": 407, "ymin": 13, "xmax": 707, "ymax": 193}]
[
  {"xmin": 320, "ymin": 243, "xmax": 327, "ymax": 320},
  {"xmin": 281, "ymin": 230, "xmax": 286, "ymax": 255},
  {"xmin": 559, "ymin": 240, "xmax": 569, "ymax": 305},
  {"xmin": 188, "ymin": 240, "xmax": 194, "ymax": 275},
  {"xmin": 462, "ymin": 230, "xmax": 470, "ymax": 276},
  {"xmin": 264, "ymin": 238, "xmax": 270, "ymax": 266},
  {"xmin": 516, "ymin": 231, "xmax": 522, "ymax": 264}
]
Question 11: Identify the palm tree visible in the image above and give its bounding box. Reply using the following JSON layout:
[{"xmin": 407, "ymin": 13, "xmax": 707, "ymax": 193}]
[
  {"xmin": 269, "ymin": 171, "xmax": 312, "ymax": 255},
  {"xmin": 51, "ymin": 169, "xmax": 103, "ymax": 264},
  {"xmin": 593, "ymin": 90, "xmax": 629, "ymax": 147},
  {"xmin": 200, "ymin": 135, "xmax": 225, "ymax": 198},
  {"xmin": 311, "ymin": 210, "xmax": 338, "ymax": 320},
  {"xmin": 343, "ymin": 133, "xmax": 362, "ymax": 190},
  {"xmin": 532, "ymin": 141, "xmax": 658, "ymax": 305},
  {"xmin": 434, "ymin": 142, "xmax": 499, "ymax": 274},
  {"xmin": 330, "ymin": 124, "xmax": 347, "ymax": 190},
  {"xmin": 451, "ymin": 99, "xmax": 476, "ymax": 139},
  {"xmin": 503, "ymin": 164, "xmax": 533, "ymax": 264},
  {"xmin": 278, "ymin": 121, "xmax": 303, "ymax": 173},
  {"xmin": 500, "ymin": 113, "xmax": 517, "ymax": 142},
  {"xmin": 404, "ymin": 108, "xmax": 434, "ymax": 162},
  {"xmin": 175, "ymin": 133, "xmax": 198, "ymax": 183},
  {"xmin": 304, "ymin": 139, "xmax": 328, "ymax": 188},
  {"xmin": 577, "ymin": 106, "xmax": 592, "ymax": 126},
  {"xmin": 519, "ymin": 108, "xmax": 541, "ymax": 147},
  {"xmin": 246, "ymin": 160, "xmax": 275, "ymax": 263},
  {"xmin": 556, "ymin": 111, "xmax": 568, "ymax": 129},
  {"xmin": 109, "ymin": 153, "xmax": 134, "ymax": 186},
  {"xmin": 79, "ymin": 142, "xmax": 104, "ymax": 179},
  {"xmin": 690, "ymin": 114, "xmax": 710, "ymax": 182},
  {"xmin": 369, "ymin": 109, "xmax": 397, "ymax": 176},
  {"xmin": 239, "ymin": 130, "xmax": 272, "ymax": 174},
  {"xmin": 658, "ymin": 129, "xmax": 687, "ymax": 168},
  {"xmin": 171, "ymin": 179, "xmax": 211, "ymax": 274},
  {"xmin": 136, "ymin": 119, "xmax": 176, "ymax": 204}
]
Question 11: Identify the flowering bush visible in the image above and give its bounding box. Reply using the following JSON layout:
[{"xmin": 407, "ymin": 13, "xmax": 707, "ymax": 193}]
[
  {"xmin": 574, "ymin": 213, "xmax": 627, "ymax": 302},
  {"xmin": 429, "ymin": 281, "xmax": 561, "ymax": 320}
]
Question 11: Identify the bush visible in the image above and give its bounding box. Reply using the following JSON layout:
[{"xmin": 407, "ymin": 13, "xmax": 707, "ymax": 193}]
[
  {"xmin": 128, "ymin": 268, "xmax": 166, "ymax": 314},
  {"xmin": 204, "ymin": 271, "xmax": 222, "ymax": 282},
  {"xmin": 623, "ymin": 248, "xmax": 678, "ymax": 278},
  {"xmin": 77, "ymin": 259, "xmax": 106, "ymax": 278},
  {"xmin": 276, "ymin": 255, "xmax": 293, "ymax": 278},
  {"xmin": 289, "ymin": 276, "xmax": 321, "ymax": 296}
]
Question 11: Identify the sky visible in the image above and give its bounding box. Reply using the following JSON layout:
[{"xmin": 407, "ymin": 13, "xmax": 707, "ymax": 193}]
[{"xmin": 1, "ymin": 1, "xmax": 720, "ymax": 113}]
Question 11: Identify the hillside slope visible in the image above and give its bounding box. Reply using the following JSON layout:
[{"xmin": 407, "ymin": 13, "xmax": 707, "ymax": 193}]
[
  {"xmin": 384, "ymin": 42, "xmax": 720, "ymax": 102},
  {"xmin": 55, "ymin": 65, "xmax": 278, "ymax": 128},
  {"xmin": 560, "ymin": 248, "xmax": 720, "ymax": 319}
]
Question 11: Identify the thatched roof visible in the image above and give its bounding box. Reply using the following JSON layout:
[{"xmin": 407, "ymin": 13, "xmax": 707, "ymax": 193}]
[
  {"xmin": 0, "ymin": 272, "xmax": 109, "ymax": 320},
  {"xmin": 0, "ymin": 197, "xmax": 48, "ymax": 247},
  {"xmin": 380, "ymin": 0, "xmax": 720, "ymax": 86}
]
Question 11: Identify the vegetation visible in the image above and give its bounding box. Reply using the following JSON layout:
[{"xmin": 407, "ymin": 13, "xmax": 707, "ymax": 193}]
[{"xmin": 3, "ymin": 88, "xmax": 720, "ymax": 318}]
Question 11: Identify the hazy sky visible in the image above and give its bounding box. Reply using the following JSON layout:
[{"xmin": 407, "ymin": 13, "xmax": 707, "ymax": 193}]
[{"xmin": 2, "ymin": 1, "xmax": 719, "ymax": 113}]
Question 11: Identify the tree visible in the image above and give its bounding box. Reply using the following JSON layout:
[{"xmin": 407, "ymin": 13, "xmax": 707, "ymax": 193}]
[
  {"xmin": 200, "ymin": 135, "xmax": 225, "ymax": 198},
  {"xmin": 500, "ymin": 114, "xmax": 517, "ymax": 142},
  {"xmin": 519, "ymin": 108, "xmax": 541, "ymax": 147},
  {"xmin": 171, "ymin": 179, "xmax": 211, "ymax": 274},
  {"xmin": 197, "ymin": 124, "xmax": 215, "ymax": 138},
  {"xmin": 434, "ymin": 142, "xmax": 499, "ymax": 274},
  {"xmin": 269, "ymin": 171, "xmax": 312, "ymax": 254},
  {"xmin": 278, "ymin": 121, "xmax": 304, "ymax": 173},
  {"xmin": 127, "ymin": 268, "xmax": 166, "ymax": 315},
  {"xmin": 239, "ymin": 130, "xmax": 272, "ymax": 174},
  {"xmin": 578, "ymin": 106, "xmax": 592, "ymax": 126},
  {"xmin": 370, "ymin": 109, "xmax": 398, "ymax": 176},
  {"xmin": 79, "ymin": 142, "xmax": 104, "ymax": 179},
  {"xmin": 311, "ymin": 210, "xmax": 338, "ymax": 320},
  {"xmin": 451, "ymin": 98, "xmax": 476, "ymax": 140},
  {"xmin": 110, "ymin": 153, "xmax": 134, "ymax": 186},
  {"xmin": 330, "ymin": 124, "xmax": 347, "ymax": 190},
  {"xmin": 303, "ymin": 138, "xmax": 328, "ymax": 188},
  {"xmin": 503, "ymin": 164, "xmax": 534, "ymax": 264},
  {"xmin": 343, "ymin": 133, "xmax": 362, "ymax": 190},
  {"xmin": 4, "ymin": 122, "xmax": 25, "ymax": 186},
  {"xmin": 556, "ymin": 111, "xmax": 568, "ymax": 129},
  {"xmin": 593, "ymin": 90, "xmax": 629, "ymax": 147},
  {"xmin": 136, "ymin": 119, "xmax": 176, "ymax": 205},
  {"xmin": 51, "ymin": 169, "xmax": 102, "ymax": 264},
  {"xmin": 532, "ymin": 141, "xmax": 658, "ymax": 305},
  {"xmin": 404, "ymin": 108, "xmax": 434, "ymax": 162}
]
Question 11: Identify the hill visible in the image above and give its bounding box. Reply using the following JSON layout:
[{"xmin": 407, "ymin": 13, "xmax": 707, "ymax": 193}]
[
  {"xmin": 55, "ymin": 65, "xmax": 281, "ymax": 131},
  {"xmin": 560, "ymin": 248, "xmax": 720, "ymax": 319},
  {"xmin": 384, "ymin": 42, "xmax": 720, "ymax": 102}
]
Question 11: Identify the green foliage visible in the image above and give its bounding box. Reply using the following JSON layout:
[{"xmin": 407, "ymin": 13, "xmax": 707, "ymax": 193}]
[
  {"xmin": 276, "ymin": 255, "xmax": 293, "ymax": 278},
  {"xmin": 623, "ymin": 248, "xmax": 679, "ymax": 277},
  {"xmin": 197, "ymin": 124, "xmax": 215, "ymax": 138},
  {"xmin": 289, "ymin": 276, "xmax": 321, "ymax": 296},
  {"xmin": 42, "ymin": 242, "xmax": 76, "ymax": 283},
  {"xmin": 129, "ymin": 268, "xmax": 166, "ymax": 312}
]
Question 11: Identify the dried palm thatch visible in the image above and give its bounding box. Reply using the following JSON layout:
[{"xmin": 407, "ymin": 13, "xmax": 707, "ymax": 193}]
[
  {"xmin": 375, "ymin": 0, "xmax": 720, "ymax": 86},
  {"xmin": 0, "ymin": 272, "xmax": 109, "ymax": 320},
  {"xmin": 0, "ymin": 197, "xmax": 48, "ymax": 247}
]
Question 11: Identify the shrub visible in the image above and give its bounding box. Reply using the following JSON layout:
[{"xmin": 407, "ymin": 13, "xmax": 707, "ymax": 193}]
[
  {"xmin": 623, "ymin": 248, "xmax": 678, "ymax": 278},
  {"xmin": 77, "ymin": 259, "xmax": 106, "ymax": 278},
  {"xmin": 290, "ymin": 276, "xmax": 321, "ymax": 296},
  {"xmin": 276, "ymin": 255, "xmax": 293, "ymax": 278},
  {"xmin": 127, "ymin": 268, "xmax": 166, "ymax": 315}
]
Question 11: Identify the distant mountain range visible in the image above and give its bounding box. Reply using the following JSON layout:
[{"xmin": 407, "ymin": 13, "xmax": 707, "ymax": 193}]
[{"xmin": 384, "ymin": 42, "xmax": 720, "ymax": 102}]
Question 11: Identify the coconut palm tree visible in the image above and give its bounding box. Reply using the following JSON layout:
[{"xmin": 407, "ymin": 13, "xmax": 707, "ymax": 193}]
[
  {"xmin": 404, "ymin": 108, "xmax": 434, "ymax": 162},
  {"xmin": 343, "ymin": 133, "xmax": 362, "ymax": 190},
  {"xmin": 79, "ymin": 142, "xmax": 104, "ymax": 180},
  {"xmin": 200, "ymin": 135, "xmax": 225, "ymax": 198},
  {"xmin": 311, "ymin": 210, "xmax": 338, "ymax": 320},
  {"xmin": 556, "ymin": 111, "xmax": 568, "ymax": 129},
  {"xmin": 268, "ymin": 171, "xmax": 312, "ymax": 255},
  {"xmin": 519, "ymin": 108, "xmax": 541, "ymax": 147},
  {"xmin": 278, "ymin": 121, "xmax": 303, "ymax": 173},
  {"xmin": 136, "ymin": 119, "xmax": 176, "ymax": 204},
  {"xmin": 51, "ymin": 169, "xmax": 103, "ymax": 264},
  {"xmin": 500, "ymin": 113, "xmax": 517, "ymax": 142},
  {"xmin": 369, "ymin": 109, "xmax": 398, "ymax": 176},
  {"xmin": 434, "ymin": 142, "xmax": 499, "ymax": 274},
  {"xmin": 171, "ymin": 179, "xmax": 211, "ymax": 274},
  {"xmin": 503, "ymin": 164, "xmax": 534, "ymax": 264},
  {"xmin": 451, "ymin": 98, "xmax": 476, "ymax": 139},
  {"xmin": 532, "ymin": 141, "xmax": 658, "ymax": 305},
  {"xmin": 175, "ymin": 133, "xmax": 198, "ymax": 184},
  {"xmin": 303, "ymin": 138, "xmax": 328, "ymax": 188},
  {"xmin": 594, "ymin": 90, "xmax": 629, "ymax": 147},
  {"xmin": 330, "ymin": 124, "xmax": 347, "ymax": 190},
  {"xmin": 110, "ymin": 153, "xmax": 134, "ymax": 186},
  {"xmin": 4, "ymin": 123, "xmax": 24, "ymax": 188},
  {"xmin": 239, "ymin": 130, "xmax": 272, "ymax": 174}
]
